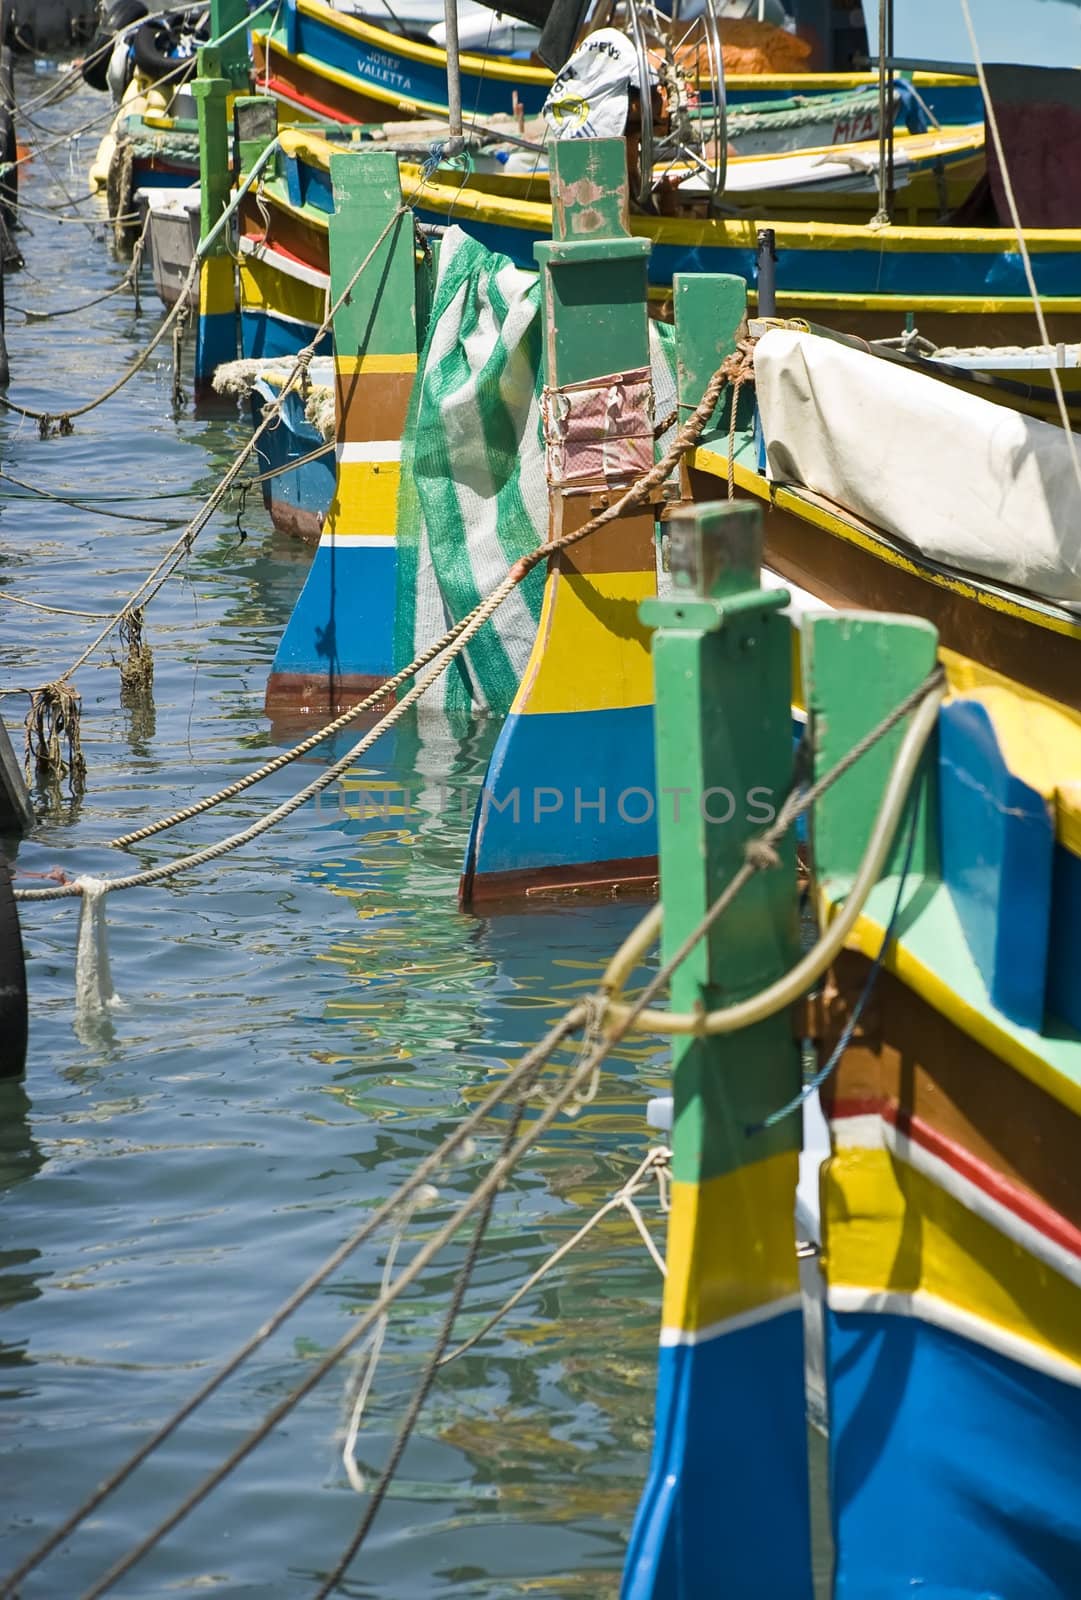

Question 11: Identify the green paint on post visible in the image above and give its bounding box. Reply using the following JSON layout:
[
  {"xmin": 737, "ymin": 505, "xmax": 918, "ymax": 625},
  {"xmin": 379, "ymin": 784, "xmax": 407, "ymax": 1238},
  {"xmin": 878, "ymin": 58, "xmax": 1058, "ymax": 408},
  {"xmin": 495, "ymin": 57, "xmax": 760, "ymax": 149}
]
[
  {"xmin": 803, "ymin": 612, "xmax": 939, "ymax": 886},
  {"xmin": 328, "ymin": 150, "xmax": 416, "ymax": 358},
  {"xmin": 193, "ymin": 52, "xmax": 231, "ymax": 252},
  {"xmin": 673, "ymin": 272, "xmax": 754, "ymax": 461},
  {"xmin": 209, "ymin": 0, "xmax": 251, "ymax": 89},
  {"xmin": 645, "ymin": 501, "xmax": 802, "ymax": 1186},
  {"xmin": 535, "ymin": 139, "xmax": 650, "ymax": 387}
]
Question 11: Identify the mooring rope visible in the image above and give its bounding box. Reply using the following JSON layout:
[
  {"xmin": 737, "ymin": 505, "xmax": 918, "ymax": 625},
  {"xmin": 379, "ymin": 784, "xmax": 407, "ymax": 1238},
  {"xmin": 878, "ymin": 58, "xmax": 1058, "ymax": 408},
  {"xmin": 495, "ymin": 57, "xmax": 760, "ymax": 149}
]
[
  {"xmin": 599, "ymin": 666, "xmax": 946, "ymax": 1041},
  {"xmin": 10, "ymin": 209, "xmax": 149, "ymax": 321},
  {"xmin": 437, "ymin": 1145, "xmax": 670, "ymax": 1369},
  {"xmin": 317, "ymin": 1071, "xmax": 539, "ymax": 1600},
  {"xmin": 69, "ymin": 909, "xmax": 701, "ymax": 1600},
  {"xmin": 0, "ymin": 113, "xmax": 270, "ymax": 430},
  {"xmin": 9, "ymin": 200, "xmax": 411, "ymax": 773},
  {"xmin": 244, "ymin": 436, "xmax": 335, "ymax": 484},
  {"xmin": 0, "ymin": 1004, "xmax": 588, "ymax": 1600},
  {"xmin": 2, "ymin": 661, "xmax": 944, "ymax": 1597},
  {"xmin": 0, "ymin": 253, "xmax": 196, "ymax": 434},
  {"xmin": 0, "ymin": 593, "xmax": 114, "ymax": 619},
  {"xmin": 91, "ymin": 349, "xmax": 734, "ymax": 857}
]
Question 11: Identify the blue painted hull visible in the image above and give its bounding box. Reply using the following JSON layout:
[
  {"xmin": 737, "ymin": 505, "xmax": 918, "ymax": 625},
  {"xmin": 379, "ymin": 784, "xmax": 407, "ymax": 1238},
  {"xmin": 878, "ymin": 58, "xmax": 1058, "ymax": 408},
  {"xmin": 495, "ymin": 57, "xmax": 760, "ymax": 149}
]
[
  {"xmin": 624, "ymin": 1313, "xmax": 813, "ymax": 1600},
  {"xmin": 828, "ymin": 1310, "xmax": 1081, "ymax": 1599},
  {"xmin": 250, "ymin": 385, "xmax": 334, "ymax": 539}
]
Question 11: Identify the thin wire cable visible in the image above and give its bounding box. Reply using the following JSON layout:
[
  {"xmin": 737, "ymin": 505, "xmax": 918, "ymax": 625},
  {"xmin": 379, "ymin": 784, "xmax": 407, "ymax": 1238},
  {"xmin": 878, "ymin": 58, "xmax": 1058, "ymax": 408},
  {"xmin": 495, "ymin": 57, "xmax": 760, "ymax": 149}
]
[
  {"xmin": 437, "ymin": 1147, "xmax": 670, "ymax": 1368},
  {"xmin": 75, "ymin": 761, "xmax": 824, "ymax": 1600},
  {"xmin": 0, "ymin": 253, "xmax": 194, "ymax": 428},
  {"xmin": 75, "ymin": 955, "xmax": 682, "ymax": 1600},
  {"xmin": 4, "ymin": 633, "xmax": 938, "ymax": 1597},
  {"xmin": 10, "ymin": 213, "xmax": 149, "ymax": 316},
  {"xmin": 246, "ymin": 436, "xmax": 334, "ymax": 484},
  {"xmin": 20, "ymin": 205, "xmax": 410, "ymax": 700},
  {"xmin": 1, "ymin": 57, "xmax": 196, "ymax": 178}
]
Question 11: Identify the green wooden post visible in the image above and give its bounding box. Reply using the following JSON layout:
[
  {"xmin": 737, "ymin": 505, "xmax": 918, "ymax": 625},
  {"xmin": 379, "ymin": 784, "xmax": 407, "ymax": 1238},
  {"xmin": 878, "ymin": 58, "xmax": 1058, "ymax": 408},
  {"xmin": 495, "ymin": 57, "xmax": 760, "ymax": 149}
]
[
  {"xmin": 804, "ymin": 612, "xmax": 939, "ymax": 884},
  {"xmin": 537, "ymin": 138, "xmax": 651, "ymax": 397},
  {"xmin": 209, "ymin": 0, "xmax": 251, "ymax": 89},
  {"xmin": 267, "ymin": 150, "xmax": 419, "ymax": 714},
  {"xmin": 624, "ymin": 500, "xmax": 813, "ymax": 1599},
  {"xmin": 460, "ymin": 137, "xmax": 663, "ymax": 904},
  {"xmin": 193, "ymin": 47, "xmax": 237, "ymax": 393},
  {"xmin": 673, "ymin": 272, "xmax": 755, "ymax": 489}
]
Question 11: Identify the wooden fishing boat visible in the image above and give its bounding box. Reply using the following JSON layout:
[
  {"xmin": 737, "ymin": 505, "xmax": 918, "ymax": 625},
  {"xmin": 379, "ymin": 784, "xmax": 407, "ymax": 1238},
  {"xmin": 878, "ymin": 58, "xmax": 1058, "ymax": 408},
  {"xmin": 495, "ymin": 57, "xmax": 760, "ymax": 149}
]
[
  {"xmin": 281, "ymin": 118, "xmax": 987, "ymax": 218},
  {"xmin": 235, "ymin": 124, "xmax": 1080, "ymax": 364},
  {"xmin": 251, "ymin": 0, "xmax": 983, "ymax": 129},
  {"xmin": 683, "ymin": 301, "xmax": 1081, "ymax": 714},
  {"xmin": 621, "ymin": 501, "xmax": 1081, "ymax": 1596},
  {"xmin": 229, "ymin": 140, "xmax": 1081, "ymax": 1591}
]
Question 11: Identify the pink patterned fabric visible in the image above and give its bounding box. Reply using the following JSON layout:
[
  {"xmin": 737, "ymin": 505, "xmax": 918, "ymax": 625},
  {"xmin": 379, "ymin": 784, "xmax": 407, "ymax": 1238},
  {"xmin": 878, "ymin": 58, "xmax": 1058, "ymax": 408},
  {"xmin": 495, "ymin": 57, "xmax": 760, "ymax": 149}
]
[{"xmin": 542, "ymin": 366, "xmax": 654, "ymax": 491}]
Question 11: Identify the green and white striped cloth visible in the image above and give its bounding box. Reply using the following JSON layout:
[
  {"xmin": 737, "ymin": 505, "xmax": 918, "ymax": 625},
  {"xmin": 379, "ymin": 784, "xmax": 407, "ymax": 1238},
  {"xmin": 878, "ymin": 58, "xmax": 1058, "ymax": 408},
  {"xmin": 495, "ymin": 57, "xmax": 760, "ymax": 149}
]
[{"xmin": 395, "ymin": 225, "xmax": 677, "ymax": 719}]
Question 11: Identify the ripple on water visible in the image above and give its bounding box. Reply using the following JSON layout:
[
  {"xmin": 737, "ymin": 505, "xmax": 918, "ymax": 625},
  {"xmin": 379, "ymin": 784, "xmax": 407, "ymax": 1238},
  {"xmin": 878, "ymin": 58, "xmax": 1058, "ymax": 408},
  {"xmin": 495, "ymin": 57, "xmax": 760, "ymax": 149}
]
[{"xmin": 0, "ymin": 66, "xmax": 678, "ymax": 1600}]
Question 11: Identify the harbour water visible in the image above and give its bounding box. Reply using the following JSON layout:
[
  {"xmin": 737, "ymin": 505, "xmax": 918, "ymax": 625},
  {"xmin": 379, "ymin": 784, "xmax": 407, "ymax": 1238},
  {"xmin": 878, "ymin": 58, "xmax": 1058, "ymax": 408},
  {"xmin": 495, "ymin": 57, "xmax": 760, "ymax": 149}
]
[{"xmin": 0, "ymin": 70, "xmax": 833, "ymax": 1598}]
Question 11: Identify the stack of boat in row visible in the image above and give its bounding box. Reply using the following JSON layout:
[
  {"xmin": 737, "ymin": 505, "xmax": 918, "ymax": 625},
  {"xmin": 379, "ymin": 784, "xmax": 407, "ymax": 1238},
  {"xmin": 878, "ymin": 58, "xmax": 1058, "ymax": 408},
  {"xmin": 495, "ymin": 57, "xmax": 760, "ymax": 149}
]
[{"xmin": 66, "ymin": 0, "xmax": 1081, "ymax": 1592}]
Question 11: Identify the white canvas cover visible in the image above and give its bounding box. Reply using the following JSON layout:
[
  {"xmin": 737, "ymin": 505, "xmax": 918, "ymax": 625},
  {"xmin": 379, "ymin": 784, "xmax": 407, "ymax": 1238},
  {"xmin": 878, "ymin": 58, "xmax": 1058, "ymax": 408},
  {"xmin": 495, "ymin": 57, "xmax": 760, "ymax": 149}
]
[{"xmin": 754, "ymin": 328, "xmax": 1081, "ymax": 606}]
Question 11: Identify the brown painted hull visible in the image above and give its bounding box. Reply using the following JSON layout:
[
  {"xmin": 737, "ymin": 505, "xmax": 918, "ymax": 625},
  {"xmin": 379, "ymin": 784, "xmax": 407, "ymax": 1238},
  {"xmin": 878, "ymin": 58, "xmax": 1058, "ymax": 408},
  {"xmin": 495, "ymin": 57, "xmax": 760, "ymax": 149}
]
[
  {"xmin": 264, "ymin": 496, "xmax": 324, "ymax": 542},
  {"xmin": 686, "ymin": 466, "xmax": 1081, "ymax": 714},
  {"xmin": 820, "ymin": 952, "xmax": 1081, "ymax": 1235},
  {"xmin": 460, "ymin": 855, "xmax": 658, "ymax": 911},
  {"xmin": 264, "ymin": 670, "xmax": 395, "ymax": 719}
]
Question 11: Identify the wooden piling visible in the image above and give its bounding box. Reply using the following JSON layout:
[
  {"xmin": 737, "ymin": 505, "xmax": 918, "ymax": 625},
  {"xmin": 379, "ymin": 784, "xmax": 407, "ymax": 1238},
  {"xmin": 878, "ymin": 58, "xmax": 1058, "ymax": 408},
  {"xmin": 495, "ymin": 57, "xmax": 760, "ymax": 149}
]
[
  {"xmin": 460, "ymin": 137, "xmax": 661, "ymax": 906},
  {"xmin": 623, "ymin": 501, "xmax": 813, "ymax": 1599},
  {"xmin": 193, "ymin": 48, "xmax": 238, "ymax": 398}
]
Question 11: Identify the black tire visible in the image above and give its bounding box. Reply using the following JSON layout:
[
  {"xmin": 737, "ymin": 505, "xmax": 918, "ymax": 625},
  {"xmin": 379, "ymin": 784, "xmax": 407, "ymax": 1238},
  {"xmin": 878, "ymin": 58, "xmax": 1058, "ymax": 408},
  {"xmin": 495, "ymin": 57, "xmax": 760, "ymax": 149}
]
[
  {"xmin": 80, "ymin": 0, "xmax": 147, "ymax": 91},
  {"xmin": 0, "ymin": 857, "xmax": 27, "ymax": 1077},
  {"xmin": 131, "ymin": 20, "xmax": 196, "ymax": 84}
]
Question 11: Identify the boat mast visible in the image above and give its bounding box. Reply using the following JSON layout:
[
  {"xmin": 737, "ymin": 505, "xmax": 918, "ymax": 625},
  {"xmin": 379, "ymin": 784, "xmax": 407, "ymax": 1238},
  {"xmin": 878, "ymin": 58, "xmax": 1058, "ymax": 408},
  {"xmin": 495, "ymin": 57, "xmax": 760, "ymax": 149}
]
[
  {"xmin": 874, "ymin": 0, "xmax": 894, "ymax": 223},
  {"xmin": 444, "ymin": 0, "xmax": 463, "ymax": 144}
]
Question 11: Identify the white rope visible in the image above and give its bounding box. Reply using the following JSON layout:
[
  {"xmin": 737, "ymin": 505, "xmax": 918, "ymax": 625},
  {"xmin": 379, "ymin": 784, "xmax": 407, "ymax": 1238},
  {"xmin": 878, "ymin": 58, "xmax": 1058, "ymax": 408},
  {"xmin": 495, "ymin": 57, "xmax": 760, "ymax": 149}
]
[
  {"xmin": 340, "ymin": 1182, "xmax": 438, "ymax": 1493},
  {"xmin": 958, "ymin": 0, "xmax": 1081, "ymax": 505},
  {"xmin": 73, "ymin": 876, "xmax": 121, "ymax": 1026},
  {"xmin": 437, "ymin": 1147, "xmax": 671, "ymax": 1368}
]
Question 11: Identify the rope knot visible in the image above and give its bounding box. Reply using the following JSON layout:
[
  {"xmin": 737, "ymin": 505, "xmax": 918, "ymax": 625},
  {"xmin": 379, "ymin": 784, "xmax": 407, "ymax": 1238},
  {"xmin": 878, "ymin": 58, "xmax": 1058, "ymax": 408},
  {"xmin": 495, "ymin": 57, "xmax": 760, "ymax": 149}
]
[{"xmin": 744, "ymin": 837, "xmax": 781, "ymax": 872}]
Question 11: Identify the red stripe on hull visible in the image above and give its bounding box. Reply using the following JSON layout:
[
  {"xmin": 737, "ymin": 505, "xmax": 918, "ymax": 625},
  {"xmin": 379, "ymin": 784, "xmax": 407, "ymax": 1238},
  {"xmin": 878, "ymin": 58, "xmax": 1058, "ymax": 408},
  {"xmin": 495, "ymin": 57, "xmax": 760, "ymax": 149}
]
[{"xmin": 831, "ymin": 1095, "xmax": 1081, "ymax": 1262}]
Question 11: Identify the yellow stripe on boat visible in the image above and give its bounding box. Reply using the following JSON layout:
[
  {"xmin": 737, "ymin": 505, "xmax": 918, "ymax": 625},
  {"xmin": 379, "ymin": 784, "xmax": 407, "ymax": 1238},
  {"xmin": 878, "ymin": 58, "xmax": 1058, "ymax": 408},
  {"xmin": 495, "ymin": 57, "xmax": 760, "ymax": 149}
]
[
  {"xmin": 239, "ymin": 258, "xmax": 326, "ymax": 329},
  {"xmin": 824, "ymin": 1146, "xmax": 1081, "ymax": 1378},
  {"xmin": 335, "ymin": 352, "xmax": 418, "ymax": 376},
  {"xmin": 323, "ymin": 461, "xmax": 400, "ymax": 538},
  {"xmin": 661, "ymin": 1154, "xmax": 802, "ymax": 1342},
  {"xmin": 198, "ymin": 256, "xmax": 235, "ymax": 319},
  {"xmin": 514, "ymin": 570, "xmax": 655, "ymax": 717}
]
